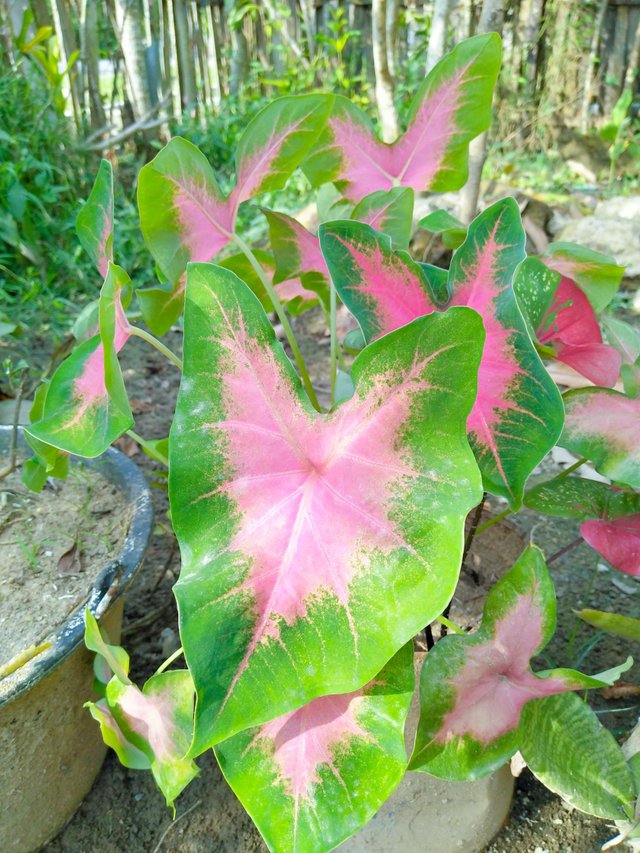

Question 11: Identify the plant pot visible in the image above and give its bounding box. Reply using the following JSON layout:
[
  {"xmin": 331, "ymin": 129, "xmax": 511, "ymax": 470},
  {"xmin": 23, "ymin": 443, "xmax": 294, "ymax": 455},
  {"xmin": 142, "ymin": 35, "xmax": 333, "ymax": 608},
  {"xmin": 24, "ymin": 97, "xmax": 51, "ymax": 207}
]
[{"xmin": 0, "ymin": 427, "xmax": 153, "ymax": 853}]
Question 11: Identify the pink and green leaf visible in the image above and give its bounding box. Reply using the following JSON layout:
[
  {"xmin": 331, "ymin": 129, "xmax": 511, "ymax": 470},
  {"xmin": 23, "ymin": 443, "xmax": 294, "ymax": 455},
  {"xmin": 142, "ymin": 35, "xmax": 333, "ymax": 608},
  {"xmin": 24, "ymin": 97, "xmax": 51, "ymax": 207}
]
[
  {"xmin": 263, "ymin": 209, "xmax": 330, "ymax": 313},
  {"xmin": 321, "ymin": 199, "xmax": 564, "ymax": 507},
  {"xmin": 560, "ymin": 388, "xmax": 640, "ymax": 488},
  {"xmin": 215, "ymin": 644, "xmax": 413, "ymax": 853},
  {"xmin": 84, "ymin": 611, "xmax": 199, "ymax": 809},
  {"xmin": 409, "ymin": 546, "xmax": 610, "ymax": 780},
  {"xmin": 139, "ymin": 97, "xmax": 332, "ymax": 284},
  {"xmin": 537, "ymin": 277, "xmax": 621, "ymax": 387},
  {"xmin": 169, "ymin": 262, "xmax": 484, "ymax": 751},
  {"xmin": 25, "ymin": 264, "xmax": 133, "ymax": 457},
  {"xmin": 232, "ymin": 95, "xmax": 333, "ymax": 203},
  {"xmin": 303, "ymin": 34, "xmax": 501, "ymax": 198},
  {"xmin": 76, "ymin": 159, "xmax": 114, "ymax": 278},
  {"xmin": 543, "ymin": 242, "xmax": 624, "ymax": 314},
  {"xmin": 580, "ymin": 514, "xmax": 640, "ymax": 576}
]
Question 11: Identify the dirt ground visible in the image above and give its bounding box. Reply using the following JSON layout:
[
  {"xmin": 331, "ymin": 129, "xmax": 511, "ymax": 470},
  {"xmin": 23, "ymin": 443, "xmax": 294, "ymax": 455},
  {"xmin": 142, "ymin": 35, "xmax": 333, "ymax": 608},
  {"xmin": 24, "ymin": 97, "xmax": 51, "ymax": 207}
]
[{"xmin": 28, "ymin": 308, "xmax": 640, "ymax": 853}]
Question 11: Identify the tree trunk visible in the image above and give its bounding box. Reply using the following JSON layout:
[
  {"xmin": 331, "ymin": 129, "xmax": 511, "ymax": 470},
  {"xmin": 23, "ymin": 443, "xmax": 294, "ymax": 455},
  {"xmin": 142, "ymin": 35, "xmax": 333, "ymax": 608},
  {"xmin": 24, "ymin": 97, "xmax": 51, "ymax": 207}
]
[
  {"xmin": 51, "ymin": 0, "xmax": 83, "ymax": 127},
  {"xmin": 173, "ymin": 0, "xmax": 197, "ymax": 109},
  {"xmin": 459, "ymin": 0, "xmax": 505, "ymax": 224},
  {"xmin": 605, "ymin": 5, "xmax": 628, "ymax": 114},
  {"xmin": 522, "ymin": 0, "xmax": 544, "ymax": 97},
  {"xmin": 386, "ymin": 0, "xmax": 401, "ymax": 79},
  {"xmin": 29, "ymin": 0, "xmax": 51, "ymax": 28},
  {"xmin": 373, "ymin": 0, "xmax": 400, "ymax": 142},
  {"xmin": 623, "ymin": 15, "xmax": 640, "ymax": 95},
  {"xmin": 81, "ymin": 0, "xmax": 106, "ymax": 129},
  {"xmin": 229, "ymin": 8, "xmax": 249, "ymax": 96},
  {"xmin": 426, "ymin": 0, "xmax": 451, "ymax": 73},
  {"xmin": 114, "ymin": 0, "xmax": 152, "ymax": 119},
  {"xmin": 205, "ymin": 2, "xmax": 222, "ymax": 109},
  {"xmin": 580, "ymin": 0, "xmax": 608, "ymax": 132}
]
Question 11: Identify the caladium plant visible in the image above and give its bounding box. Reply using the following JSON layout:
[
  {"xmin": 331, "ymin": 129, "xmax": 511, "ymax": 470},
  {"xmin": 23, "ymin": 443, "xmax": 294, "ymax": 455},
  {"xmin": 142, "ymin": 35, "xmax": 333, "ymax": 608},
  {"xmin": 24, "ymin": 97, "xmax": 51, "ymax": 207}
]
[{"xmin": 23, "ymin": 34, "xmax": 640, "ymax": 853}]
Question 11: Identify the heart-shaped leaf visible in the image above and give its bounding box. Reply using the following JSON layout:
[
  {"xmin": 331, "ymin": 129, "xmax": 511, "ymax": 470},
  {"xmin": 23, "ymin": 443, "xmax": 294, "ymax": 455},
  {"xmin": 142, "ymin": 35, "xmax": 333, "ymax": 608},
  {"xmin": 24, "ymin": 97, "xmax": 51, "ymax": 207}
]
[
  {"xmin": 84, "ymin": 611, "xmax": 198, "ymax": 809},
  {"xmin": 216, "ymin": 644, "xmax": 413, "ymax": 853},
  {"xmin": 409, "ymin": 546, "xmax": 612, "ymax": 780},
  {"xmin": 138, "ymin": 96, "xmax": 332, "ymax": 285},
  {"xmin": 170, "ymin": 262, "xmax": 484, "ymax": 751},
  {"xmin": 136, "ymin": 274, "xmax": 186, "ymax": 337},
  {"xmin": 321, "ymin": 199, "xmax": 564, "ymax": 507},
  {"xmin": 303, "ymin": 34, "xmax": 501, "ymax": 198},
  {"xmin": 76, "ymin": 159, "xmax": 113, "ymax": 278},
  {"xmin": 525, "ymin": 477, "xmax": 640, "ymax": 520},
  {"xmin": 560, "ymin": 388, "xmax": 640, "ymax": 488},
  {"xmin": 520, "ymin": 692, "xmax": 636, "ymax": 820},
  {"xmin": 543, "ymin": 243, "xmax": 624, "ymax": 314},
  {"xmin": 25, "ymin": 264, "xmax": 133, "ymax": 457}
]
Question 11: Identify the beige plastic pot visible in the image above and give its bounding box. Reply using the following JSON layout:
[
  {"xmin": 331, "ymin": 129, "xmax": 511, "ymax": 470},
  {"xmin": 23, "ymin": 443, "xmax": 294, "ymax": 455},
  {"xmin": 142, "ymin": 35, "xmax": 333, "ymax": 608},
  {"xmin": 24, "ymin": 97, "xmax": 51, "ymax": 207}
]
[{"xmin": 0, "ymin": 430, "xmax": 153, "ymax": 853}]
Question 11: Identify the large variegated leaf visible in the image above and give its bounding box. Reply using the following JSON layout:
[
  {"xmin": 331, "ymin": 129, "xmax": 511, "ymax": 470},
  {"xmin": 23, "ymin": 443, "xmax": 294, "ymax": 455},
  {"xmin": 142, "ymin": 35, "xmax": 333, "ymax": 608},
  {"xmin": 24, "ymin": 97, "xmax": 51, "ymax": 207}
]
[
  {"xmin": 22, "ymin": 380, "xmax": 69, "ymax": 492},
  {"xmin": 25, "ymin": 264, "xmax": 133, "ymax": 457},
  {"xmin": 76, "ymin": 159, "xmax": 113, "ymax": 278},
  {"xmin": 84, "ymin": 612, "xmax": 198, "ymax": 809},
  {"xmin": 560, "ymin": 388, "xmax": 640, "ymax": 487},
  {"xmin": 409, "ymin": 546, "xmax": 612, "ymax": 780},
  {"xmin": 321, "ymin": 199, "xmax": 564, "ymax": 507},
  {"xmin": 520, "ymin": 692, "xmax": 636, "ymax": 820},
  {"xmin": 303, "ymin": 34, "xmax": 501, "ymax": 198},
  {"xmin": 138, "ymin": 96, "xmax": 332, "ymax": 284},
  {"xmin": 169, "ymin": 262, "xmax": 484, "ymax": 751},
  {"xmin": 216, "ymin": 644, "xmax": 413, "ymax": 853},
  {"xmin": 543, "ymin": 242, "xmax": 624, "ymax": 314}
]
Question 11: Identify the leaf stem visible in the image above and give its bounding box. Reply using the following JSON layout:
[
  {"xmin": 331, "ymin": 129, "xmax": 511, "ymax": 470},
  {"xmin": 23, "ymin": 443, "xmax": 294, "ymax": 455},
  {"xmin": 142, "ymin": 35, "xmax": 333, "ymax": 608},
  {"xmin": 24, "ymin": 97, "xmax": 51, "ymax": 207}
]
[
  {"xmin": 437, "ymin": 615, "xmax": 465, "ymax": 634},
  {"xmin": 154, "ymin": 646, "xmax": 184, "ymax": 675},
  {"xmin": 330, "ymin": 280, "xmax": 338, "ymax": 406},
  {"xmin": 547, "ymin": 536, "xmax": 584, "ymax": 565},
  {"xmin": 129, "ymin": 326, "xmax": 183, "ymax": 370},
  {"xmin": 475, "ymin": 457, "xmax": 589, "ymax": 535},
  {"xmin": 232, "ymin": 233, "xmax": 322, "ymax": 412}
]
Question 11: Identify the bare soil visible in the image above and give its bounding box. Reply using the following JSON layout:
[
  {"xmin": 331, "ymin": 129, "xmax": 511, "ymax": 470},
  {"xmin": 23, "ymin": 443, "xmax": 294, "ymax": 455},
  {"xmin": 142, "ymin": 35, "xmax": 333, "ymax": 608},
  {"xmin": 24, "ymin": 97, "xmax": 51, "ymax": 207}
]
[
  {"xmin": 0, "ymin": 457, "xmax": 131, "ymax": 665},
  {"xmin": 36, "ymin": 311, "xmax": 640, "ymax": 852}
]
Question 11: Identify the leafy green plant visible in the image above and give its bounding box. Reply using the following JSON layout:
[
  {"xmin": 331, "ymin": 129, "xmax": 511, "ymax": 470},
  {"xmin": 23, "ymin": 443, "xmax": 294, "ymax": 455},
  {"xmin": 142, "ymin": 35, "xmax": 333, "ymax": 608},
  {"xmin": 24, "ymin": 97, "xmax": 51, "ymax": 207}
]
[
  {"xmin": 24, "ymin": 33, "xmax": 640, "ymax": 851},
  {"xmin": 600, "ymin": 90, "xmax": 640, "ymax": 184}
]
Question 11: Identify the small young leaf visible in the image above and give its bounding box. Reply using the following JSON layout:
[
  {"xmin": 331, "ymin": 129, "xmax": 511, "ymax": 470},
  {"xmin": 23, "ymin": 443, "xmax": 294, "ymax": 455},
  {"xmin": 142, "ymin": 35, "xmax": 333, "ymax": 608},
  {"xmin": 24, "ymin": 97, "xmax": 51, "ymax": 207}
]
[
  {"xmin": 216, "ymin": 644, "xmax": 413, "ymax": 853},
  {"xmin": 25, "ymin": 264, "xmax": 133, "ymax": 457},
  {"xmin": 520, "ymin": 693, "xmax": 636, "ymax": 820},
  {"xmin": 76, "ymin": 159, "xmax": 114, "ymax": 278},
  {"xmin": 409, "ymin": 546, "xmax": 610, "ymax": 781},
  {"xmin": 170, "ymin": 262, "xmax": 483, "ymax": 751},
  {"xmin": 137, "ymin": 275, "xmax": 186, "ymax": 337},
  {"xmin": 26, "ymin": 267, "xmax": 132, "ymax": 457},
  {"xmin": 560, "ymin": 388, "xmax": 640, "ymax": 488}
]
